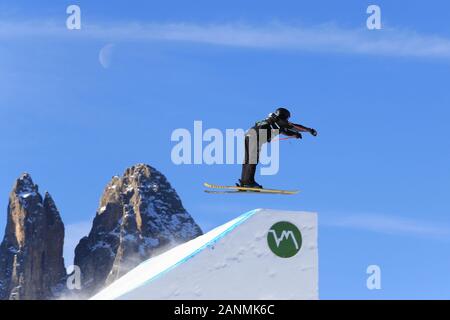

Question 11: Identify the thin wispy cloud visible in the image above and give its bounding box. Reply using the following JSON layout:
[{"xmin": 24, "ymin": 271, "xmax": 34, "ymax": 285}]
[
  {"xmin": 324, "ymin": 213, "xmax": 450, "ymax": 239},
  {"xmin": 1, "ymin": 20, "xmax": 450, "ymax": 59}
]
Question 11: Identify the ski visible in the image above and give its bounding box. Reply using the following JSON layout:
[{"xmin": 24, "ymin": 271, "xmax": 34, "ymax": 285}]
[
  {"xmin": 205, "ymin": 190, "xmax": 248, "ymax": 194},
  {"xmin": 204, "ymin": 182, "xmax": 299, "ymax": 195}
]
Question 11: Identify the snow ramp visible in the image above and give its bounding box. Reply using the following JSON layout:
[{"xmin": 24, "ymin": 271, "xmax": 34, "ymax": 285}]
[{"xmin": 91, "ymin": 208, "xmax": 318, "ymax": 300}]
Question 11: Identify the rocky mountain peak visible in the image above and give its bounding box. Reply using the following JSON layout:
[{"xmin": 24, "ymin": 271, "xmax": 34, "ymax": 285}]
[
  {"xmin": 0, "ymin": 173, "xmax": 66, "ymax": 300},
  {"xmin": 15, "ymin": 172, "xmax": 34, "ymax": 188},
  {"xmin": 74, "ymin": 163, "xmax": 202, "ymax": 296},
  {"xmin": 13, "ymin": 173, "xmax": 39, "ymax": 202}
]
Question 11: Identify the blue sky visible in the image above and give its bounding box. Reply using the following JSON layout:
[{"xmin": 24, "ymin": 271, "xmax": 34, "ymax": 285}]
[{"xmin": 1, "ymin": 0, "xmax": 450, "ymax": 299}]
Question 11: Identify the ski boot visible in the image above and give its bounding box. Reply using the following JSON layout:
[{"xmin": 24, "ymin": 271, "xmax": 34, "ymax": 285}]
[{"xmin": 237, "ymin": 179, "xmax": 263, "ymax": 190}]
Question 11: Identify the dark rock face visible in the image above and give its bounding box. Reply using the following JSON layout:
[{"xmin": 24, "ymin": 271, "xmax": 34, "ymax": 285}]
[
  {"xmin": 0, "ymin": 174, "xmax": 66, "ymax": 300},
  {"xmin": 74, "ymin": 164, "xmax": 202, "ymax": 296}
]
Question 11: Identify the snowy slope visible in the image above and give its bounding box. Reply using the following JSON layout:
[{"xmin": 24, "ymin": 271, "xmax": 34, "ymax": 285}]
[{"xmin": 91, "ymin": 209, "xmax": 318, "ymax": 300}]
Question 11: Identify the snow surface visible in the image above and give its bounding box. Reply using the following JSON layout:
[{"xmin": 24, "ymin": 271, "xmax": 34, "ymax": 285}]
[{"xmin": 91, "ymin": 208, "xmax": 318, "ymax": 300}]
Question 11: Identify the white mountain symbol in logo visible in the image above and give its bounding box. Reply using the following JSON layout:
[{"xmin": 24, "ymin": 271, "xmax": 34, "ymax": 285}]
[{"xmin": 268, "ymin": 229, "xmax": 300, "ymax": 250}]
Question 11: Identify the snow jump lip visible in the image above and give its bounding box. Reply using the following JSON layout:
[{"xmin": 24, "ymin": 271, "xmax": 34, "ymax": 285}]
[
  {"xmin": 91, "ymin": 209, "xmax": 259, "ymax": 300},
  {"xmin": 91, "ymin": 208, "xmax": 318, "ymax": 300}
]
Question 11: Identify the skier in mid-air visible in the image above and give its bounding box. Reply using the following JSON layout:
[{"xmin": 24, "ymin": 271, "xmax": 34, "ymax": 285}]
[{"xmin": 239, "ymin": 107, "xmax": 317, "ymax": 189}]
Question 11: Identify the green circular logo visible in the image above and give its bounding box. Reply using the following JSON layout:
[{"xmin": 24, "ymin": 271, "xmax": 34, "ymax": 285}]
[{"xmin": 267, "ymin": 221, "xmax": 302, "ymax": 258}]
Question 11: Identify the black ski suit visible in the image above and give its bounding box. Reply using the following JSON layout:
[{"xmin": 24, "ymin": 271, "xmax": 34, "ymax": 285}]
[{"xmin": 240, "ymin": 113, "xmax": 313, "ymax": 185}]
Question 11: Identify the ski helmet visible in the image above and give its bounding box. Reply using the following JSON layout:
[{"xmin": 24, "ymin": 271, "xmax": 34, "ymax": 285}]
[{"xmin": 275, "ymin": 107, "xmax": 291, "ymax": 120}]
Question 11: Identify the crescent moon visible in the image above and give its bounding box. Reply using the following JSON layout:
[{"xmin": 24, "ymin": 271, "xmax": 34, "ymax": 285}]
[{"xmin": 99, "ymin": 44, "xmax": 115, "ymax": 69}]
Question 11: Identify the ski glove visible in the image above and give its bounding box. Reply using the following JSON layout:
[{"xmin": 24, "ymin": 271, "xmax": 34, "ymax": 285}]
[
  {"xmin": 310, "ymin": 128, "xmax": 318, "ymax": 136},
  {"xmin": 295, "ymin": 132, "xmax": 303, "ymax": 139}
]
